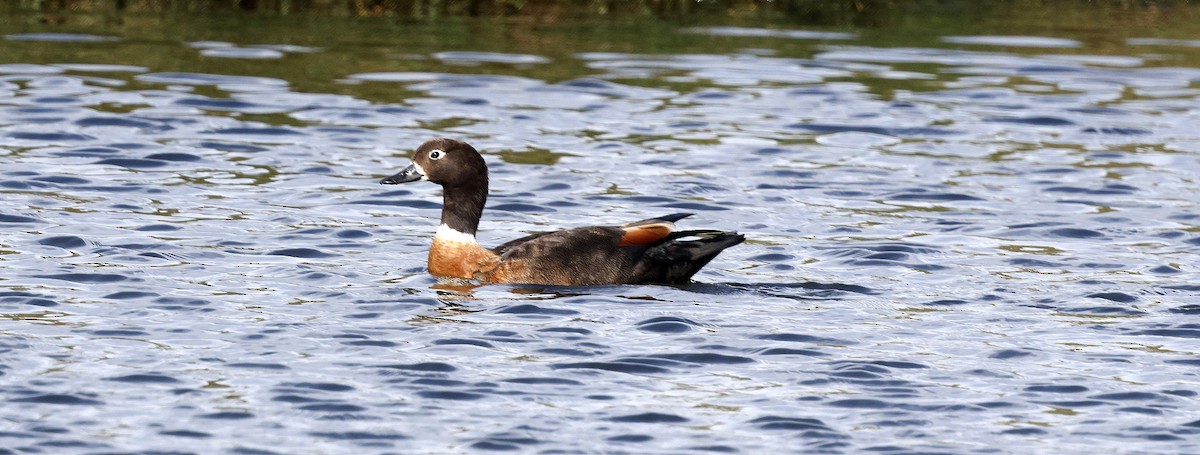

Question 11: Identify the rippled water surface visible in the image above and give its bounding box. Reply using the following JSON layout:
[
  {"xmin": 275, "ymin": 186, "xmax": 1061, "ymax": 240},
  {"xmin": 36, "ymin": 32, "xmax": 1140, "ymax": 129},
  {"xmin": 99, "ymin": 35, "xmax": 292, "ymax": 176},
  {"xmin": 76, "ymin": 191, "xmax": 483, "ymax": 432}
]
[{"xmin": 2, "ymin": 10, "xmax": 1200, "ymax": 454}]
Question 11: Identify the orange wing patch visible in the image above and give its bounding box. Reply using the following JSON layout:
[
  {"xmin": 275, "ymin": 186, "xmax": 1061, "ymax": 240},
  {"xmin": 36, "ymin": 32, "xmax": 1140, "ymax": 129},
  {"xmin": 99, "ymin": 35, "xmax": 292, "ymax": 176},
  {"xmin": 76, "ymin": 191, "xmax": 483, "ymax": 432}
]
[{"xmin": 618, "ymin": 222, "xmax": 675, "ymax": 247}]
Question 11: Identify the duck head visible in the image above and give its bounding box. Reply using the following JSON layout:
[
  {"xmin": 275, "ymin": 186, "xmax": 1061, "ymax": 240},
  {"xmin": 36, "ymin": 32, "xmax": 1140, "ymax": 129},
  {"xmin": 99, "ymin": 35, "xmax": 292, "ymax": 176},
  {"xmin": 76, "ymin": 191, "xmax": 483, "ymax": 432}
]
[
  {"xmin": 380, "ymin": 138, "xmax": 487, "ymax": 188},
  {"xmin": 379, "ymin": 138, "xmax": 490, "ymax": 236}
]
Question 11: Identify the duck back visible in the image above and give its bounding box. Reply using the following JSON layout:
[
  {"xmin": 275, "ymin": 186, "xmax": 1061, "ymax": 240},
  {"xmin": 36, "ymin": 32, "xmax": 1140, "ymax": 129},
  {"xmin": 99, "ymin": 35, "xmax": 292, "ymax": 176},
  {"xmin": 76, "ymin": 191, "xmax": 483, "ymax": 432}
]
[{"xmin": 488, "ymin": 221, "xmax": 744, "ymax": 286}]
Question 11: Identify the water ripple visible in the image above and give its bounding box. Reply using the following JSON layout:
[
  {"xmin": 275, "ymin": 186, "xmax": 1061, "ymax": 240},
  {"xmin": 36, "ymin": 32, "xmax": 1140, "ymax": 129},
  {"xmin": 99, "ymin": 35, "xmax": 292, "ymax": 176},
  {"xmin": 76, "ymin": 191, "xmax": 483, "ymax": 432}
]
[{"xmin": 0, "ymin": 19, "xmax": 1197, "ymax": 455}]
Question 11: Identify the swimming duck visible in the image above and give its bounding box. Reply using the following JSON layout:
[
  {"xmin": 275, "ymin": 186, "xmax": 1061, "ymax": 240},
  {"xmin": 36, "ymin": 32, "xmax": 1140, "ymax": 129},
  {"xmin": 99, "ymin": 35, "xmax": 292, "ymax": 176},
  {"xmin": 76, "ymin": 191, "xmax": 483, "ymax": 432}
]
[{"xmin": 380, "ymin": 138, "xmax": 744, "ymax": 286}]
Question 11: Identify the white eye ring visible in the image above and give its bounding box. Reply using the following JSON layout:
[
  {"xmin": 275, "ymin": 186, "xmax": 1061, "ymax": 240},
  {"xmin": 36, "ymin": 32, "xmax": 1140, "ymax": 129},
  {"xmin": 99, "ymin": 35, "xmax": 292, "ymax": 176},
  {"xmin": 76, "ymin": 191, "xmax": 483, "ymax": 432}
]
[{"xmin": 428, "ymin": 149, "xmax": 444, "ymax": 160}]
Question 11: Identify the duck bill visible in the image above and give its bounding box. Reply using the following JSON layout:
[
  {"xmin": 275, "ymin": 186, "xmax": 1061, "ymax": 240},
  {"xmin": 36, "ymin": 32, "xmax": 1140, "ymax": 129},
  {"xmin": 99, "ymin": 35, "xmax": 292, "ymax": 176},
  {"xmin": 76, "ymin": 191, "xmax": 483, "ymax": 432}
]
[{"xmin": 380, "ymin": 163, "xmax": 425, "ymax": 184}]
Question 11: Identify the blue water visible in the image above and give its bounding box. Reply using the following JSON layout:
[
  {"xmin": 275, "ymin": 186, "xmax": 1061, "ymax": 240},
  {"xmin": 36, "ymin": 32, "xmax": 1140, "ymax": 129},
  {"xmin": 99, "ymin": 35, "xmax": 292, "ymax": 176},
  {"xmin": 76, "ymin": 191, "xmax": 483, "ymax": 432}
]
[{"xmin": 1, "ymin": 27, "xmax": 1199, "ymax": 454}]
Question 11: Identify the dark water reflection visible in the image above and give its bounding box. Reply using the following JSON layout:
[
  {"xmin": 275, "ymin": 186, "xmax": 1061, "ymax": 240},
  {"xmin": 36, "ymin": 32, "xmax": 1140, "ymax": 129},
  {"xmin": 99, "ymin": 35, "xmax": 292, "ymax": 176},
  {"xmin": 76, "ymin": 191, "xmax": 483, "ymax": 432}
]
[{"xmin": 2, "ymin": 9, "xmax": 1200, "ymax": 454}]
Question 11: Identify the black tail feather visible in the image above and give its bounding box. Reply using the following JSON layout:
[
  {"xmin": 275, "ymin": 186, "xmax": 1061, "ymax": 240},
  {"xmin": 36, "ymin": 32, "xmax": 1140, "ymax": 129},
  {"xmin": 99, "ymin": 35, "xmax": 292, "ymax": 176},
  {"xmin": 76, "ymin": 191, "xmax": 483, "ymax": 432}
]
[
  {"xmin": 643, "ymin": 231, "xmax": 745, "ymax": 284},
  {"xmin": 623, "ymin": 213, "xmax": 693, "ymax": 228},
  {"xmin": 655, "ymin": 213, "xmax": 694, "ymax": 223}
]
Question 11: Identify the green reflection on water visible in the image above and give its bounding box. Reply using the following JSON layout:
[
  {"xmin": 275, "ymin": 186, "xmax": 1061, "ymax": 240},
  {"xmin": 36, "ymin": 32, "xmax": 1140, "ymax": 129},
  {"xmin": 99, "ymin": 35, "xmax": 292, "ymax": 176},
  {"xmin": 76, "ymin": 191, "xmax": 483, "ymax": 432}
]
[
  {"xmin": 999, "ymin": 244, "xmax": 1066, "ymax": 255},
  {"xmin": 496, "ymin": 147, "xmax": 572, "ymax": 165},
  {"xmin": 2, "ymin": 2, "xmax": 1199, "ymax": 109}
]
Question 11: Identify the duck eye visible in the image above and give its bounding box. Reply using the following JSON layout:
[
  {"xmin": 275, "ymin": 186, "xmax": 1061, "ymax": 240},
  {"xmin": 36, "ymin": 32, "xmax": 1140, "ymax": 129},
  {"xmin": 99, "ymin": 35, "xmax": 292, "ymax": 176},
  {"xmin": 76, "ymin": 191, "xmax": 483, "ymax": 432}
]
[{"xmin": 428, "ymin": 150, "xmax": 444, "ymax": 160}]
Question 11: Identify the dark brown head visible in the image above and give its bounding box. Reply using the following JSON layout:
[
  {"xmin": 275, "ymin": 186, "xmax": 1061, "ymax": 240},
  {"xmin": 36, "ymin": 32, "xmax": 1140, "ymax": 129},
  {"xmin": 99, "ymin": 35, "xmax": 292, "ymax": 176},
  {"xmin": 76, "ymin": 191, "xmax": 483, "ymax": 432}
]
[
  {"xmin": 380, "ymin": 138, "xmax": 488, "ymax": 189},
  {"xmin": 380, "ymin": 138, "xmax": 490, "ymax": 235}
]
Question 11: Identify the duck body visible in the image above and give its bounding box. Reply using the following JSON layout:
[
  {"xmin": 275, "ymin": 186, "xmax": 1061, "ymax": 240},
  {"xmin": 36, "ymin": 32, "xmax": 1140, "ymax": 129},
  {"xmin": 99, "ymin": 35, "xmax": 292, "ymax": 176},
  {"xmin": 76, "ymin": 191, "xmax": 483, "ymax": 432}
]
[{"xmin": 381, "ymin": 138, "xmax": 744, "ymax": 286}]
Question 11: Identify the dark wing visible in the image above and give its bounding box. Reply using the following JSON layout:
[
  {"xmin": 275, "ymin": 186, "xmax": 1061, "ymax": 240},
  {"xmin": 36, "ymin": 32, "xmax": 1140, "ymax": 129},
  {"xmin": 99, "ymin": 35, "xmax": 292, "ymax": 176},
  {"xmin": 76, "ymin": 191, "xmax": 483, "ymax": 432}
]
[
  {"xmin": 493, "ymin": 213, "xmax": 693, "ymax": 254},
  {"xmin": 489, "ymin": 213, "xmax": 741, "ymax": 285},
  {"xmin": 493, "ymin": 226, "xmax": 635, "ymax": 285},
  {"xmin": 491, "ymin": 231, "xmax": 555, "ymax": 256}
]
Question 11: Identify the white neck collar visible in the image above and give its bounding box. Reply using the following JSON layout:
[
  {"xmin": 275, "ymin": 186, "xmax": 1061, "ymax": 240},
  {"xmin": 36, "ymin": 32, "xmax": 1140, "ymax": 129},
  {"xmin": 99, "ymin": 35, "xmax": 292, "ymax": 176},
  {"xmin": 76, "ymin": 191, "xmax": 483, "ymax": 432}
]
[{"xmin": 434, "ymin": 223, "xmax": 477, "ymax": 244}]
